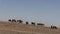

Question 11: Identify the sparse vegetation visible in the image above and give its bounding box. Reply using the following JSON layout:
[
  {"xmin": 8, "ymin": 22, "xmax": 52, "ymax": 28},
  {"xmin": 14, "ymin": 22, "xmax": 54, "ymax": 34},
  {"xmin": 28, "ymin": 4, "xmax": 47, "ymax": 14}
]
[{"xmin": 0, "ymin": 21, "xmax": 60, "ymax": 34}]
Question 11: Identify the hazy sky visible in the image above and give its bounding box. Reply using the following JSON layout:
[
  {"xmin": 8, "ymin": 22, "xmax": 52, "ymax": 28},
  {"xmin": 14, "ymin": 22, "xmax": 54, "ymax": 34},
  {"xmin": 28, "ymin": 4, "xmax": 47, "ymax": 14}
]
[{"xmin": 0, "ymin": 0, "xmax": 60, "ymax": 27}]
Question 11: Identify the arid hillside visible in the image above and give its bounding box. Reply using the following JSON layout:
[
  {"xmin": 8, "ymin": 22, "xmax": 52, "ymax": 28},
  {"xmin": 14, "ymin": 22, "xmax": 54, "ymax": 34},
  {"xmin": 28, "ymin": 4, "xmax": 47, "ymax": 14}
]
[{"xmin": 0, "ymin": 21, "xmax": 60, "ymax": 34}]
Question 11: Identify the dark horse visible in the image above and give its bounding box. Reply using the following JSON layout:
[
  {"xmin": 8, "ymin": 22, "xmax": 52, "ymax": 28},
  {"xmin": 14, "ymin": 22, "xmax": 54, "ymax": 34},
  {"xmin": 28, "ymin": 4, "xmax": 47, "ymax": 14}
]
[
  {"xmin": 17, "ymin": 20, "xmax": 23, "ymax": 23},
  {"xmin": 51, "ymin": 25, "xmax": 57, "ymax": 29},
  {"xmin": 8, "ymin": 19, "xmax": 11, "ymax": 22},
  {"xmin": 37, "ymin": 23, "xmax": 44, "ymax": 26},
  {"xmin": 31, "ymin": 22, "xmax": 35, "ymax": 26},
  {"xmin": 26, "ymin": 21, "xmax": 28, "ymax": 24},
  {"xmin": 12, "ymin": 19, "xmax": 16, "ymax": 22}
]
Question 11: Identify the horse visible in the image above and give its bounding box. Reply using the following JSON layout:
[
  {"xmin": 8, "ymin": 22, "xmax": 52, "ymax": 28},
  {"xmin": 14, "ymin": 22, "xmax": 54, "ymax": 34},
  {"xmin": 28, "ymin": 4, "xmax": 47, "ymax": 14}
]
[
  {"xmin": 17, "ymin": 20, "xmax": 23, "ymax": 23},
  {"xmin": 51, "ymin": 25, "xmax": 57, "ymax": 29}
]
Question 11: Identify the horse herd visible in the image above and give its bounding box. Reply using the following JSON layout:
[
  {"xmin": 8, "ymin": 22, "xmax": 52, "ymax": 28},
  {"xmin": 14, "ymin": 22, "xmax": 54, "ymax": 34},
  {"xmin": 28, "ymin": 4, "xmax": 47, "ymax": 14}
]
[{"xmin": 8, "ymin": 19, "xmax": 57, "ymax": 29}]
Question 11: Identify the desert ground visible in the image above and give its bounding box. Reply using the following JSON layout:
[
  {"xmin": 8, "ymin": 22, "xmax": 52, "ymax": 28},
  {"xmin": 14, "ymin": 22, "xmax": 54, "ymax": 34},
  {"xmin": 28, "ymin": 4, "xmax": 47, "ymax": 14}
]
[{"xmin": 0, "ymin": 21, "xmax": 60, "ymax": 34}]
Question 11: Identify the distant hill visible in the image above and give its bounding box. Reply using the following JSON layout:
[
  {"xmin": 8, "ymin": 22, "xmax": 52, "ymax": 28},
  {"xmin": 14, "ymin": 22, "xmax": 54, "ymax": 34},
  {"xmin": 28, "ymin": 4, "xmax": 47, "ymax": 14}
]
[{"xmin": 0, "ymin": 21, "xmax": 60, "ymax": 34}]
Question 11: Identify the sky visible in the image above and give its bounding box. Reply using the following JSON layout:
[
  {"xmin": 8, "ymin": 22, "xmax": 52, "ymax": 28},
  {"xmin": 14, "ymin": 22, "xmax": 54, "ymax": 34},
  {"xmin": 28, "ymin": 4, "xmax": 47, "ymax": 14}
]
[{"xmin": 0, "ymin": 0, "xmax": 60, "ymax": 27}]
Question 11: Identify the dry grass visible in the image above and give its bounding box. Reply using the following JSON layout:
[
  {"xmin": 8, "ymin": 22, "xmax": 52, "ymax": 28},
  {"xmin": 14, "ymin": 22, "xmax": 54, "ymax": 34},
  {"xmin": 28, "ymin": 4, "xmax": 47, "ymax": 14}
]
[{"xmin": 0, "ymin": 21, "xmax": 60, "ymax": 34}]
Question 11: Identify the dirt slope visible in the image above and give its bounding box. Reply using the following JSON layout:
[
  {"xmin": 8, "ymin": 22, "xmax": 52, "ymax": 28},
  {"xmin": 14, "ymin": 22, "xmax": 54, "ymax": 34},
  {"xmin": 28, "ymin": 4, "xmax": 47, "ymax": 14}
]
[{"xmin": 0, "ymin": 21, "xmax": 60, "ymax": 34}]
